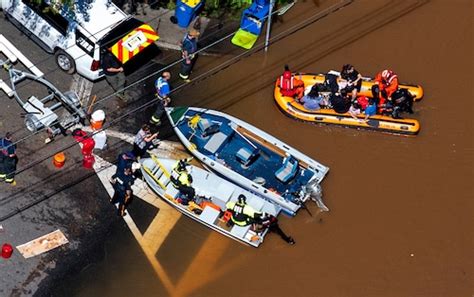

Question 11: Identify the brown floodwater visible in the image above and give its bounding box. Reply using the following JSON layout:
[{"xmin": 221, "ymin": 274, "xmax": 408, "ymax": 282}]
[{"xmin": 67, "ymin": 0, "xmax": 472, "ymax": 296}]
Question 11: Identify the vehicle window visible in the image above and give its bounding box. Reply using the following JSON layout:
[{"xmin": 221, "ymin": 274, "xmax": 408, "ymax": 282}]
[
  {"xmin": 75, "ymin": 30, "xmax": 94, "ymax": 57},
  {"xmin": 98, "ymin": 18, "xmax": 144, "ymax": 48},
  {"xmin": 23, "ymin": 0, "xmax": 69, "ymax": 36}
]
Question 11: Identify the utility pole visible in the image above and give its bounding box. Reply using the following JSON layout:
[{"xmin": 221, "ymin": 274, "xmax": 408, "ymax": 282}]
[{"xmin": 264, "ymin": 0, "xmax": 275, "ymax": 52}]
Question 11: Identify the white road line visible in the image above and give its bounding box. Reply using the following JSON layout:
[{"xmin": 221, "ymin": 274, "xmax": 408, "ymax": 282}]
[{"xmin": 92, "ymin": 129, "xmax": 233, "ymax": 296}]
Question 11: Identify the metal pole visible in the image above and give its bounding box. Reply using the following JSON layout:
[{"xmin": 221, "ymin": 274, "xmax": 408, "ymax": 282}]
[{"xmin": 264, "ymin": 0, "xmax": 275, "ymax": 52}]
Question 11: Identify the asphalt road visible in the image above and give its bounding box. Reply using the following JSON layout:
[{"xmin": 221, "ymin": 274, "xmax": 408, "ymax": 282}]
[{"xmin": 0, "ymin": 12, "xmax": 136, "ymax": 296}]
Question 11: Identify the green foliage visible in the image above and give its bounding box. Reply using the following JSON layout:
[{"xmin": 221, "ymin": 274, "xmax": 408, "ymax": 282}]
[
  {"xmin": 167, "ymin": 0, "xmax": 176, "ymax": 10},
  {"xmin": 202, "ymin": 0, "xmax": 292, "ymax": 18}
]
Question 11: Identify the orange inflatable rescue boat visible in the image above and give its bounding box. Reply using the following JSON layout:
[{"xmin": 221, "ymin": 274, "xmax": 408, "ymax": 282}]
[{"xmin": 274, "ymin": 71, "xmax": 424, "ymax": 135}]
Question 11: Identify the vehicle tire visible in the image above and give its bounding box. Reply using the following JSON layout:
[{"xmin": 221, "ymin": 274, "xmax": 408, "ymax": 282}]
[
  {"xmin": 24, "ymin": 114, "xmax": 41, "ymax": 132},
  {"xmin": 54, "ymin": 50, "xmax": 76, "ymax": 74}
]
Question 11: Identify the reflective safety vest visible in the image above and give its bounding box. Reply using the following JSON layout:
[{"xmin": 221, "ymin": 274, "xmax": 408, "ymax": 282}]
[
  {"xmin": 155, "ymin": 77, "xmax": 170, "ymax": 98},
  {"xmin": 279, "ymin": 71, "xmax": 294, "ymax": 92},
  {"xmin": 172, "ymin": 159, "xmax": 187, "ymax": 174},
  {"xmin": 179, "ymin": 172, "xmax": 191, "ymax": 186},
  {"xmin": 172, "ymin": 171, "xmax": 191, "ymax": 188},
  {"xmin": 225, "ymin": 201, "xmax": 260, "ymax": 226}
]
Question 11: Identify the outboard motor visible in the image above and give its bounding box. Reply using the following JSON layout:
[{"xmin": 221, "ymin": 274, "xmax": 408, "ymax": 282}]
[{"xmin": 301, "ymin": 180, "xmax": 329, "ymax": 212}]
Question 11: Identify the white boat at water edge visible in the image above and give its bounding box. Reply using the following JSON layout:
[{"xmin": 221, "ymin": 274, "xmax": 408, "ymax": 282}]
[{"xmin": 140, "ymin": 155, "xmax": 282, "ymax": 247}]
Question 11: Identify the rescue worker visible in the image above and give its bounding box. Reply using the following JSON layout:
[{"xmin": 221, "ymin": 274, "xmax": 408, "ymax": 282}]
[
  {"xmin": 225, "ymin": 194, "xmax": 262, "ymax": 227},
  {"xmin": 172, "ymin": 157, "xmax": 193, "ymax": 175},
  {"xmin": 150, "ymin": 71, "xmax": 171, "ymax": 126},
  {"xmin": 254, "ymin": 213, "xmax": 295, "ymax": 245},
  {"xmin": 101, "ymin": 50, "xmax": 126, "ymax": 100},
  {"xmin": 277, "ymin": 65, "xmax": 305, "ymax": 99},
  {"xmin": 110, "ymin": 166, "xmax": 135, "ymax": 217},
  {"xmin": 171, "ymin": 169, "xmax": 195, "ymax": 205},
  {"xmin": 116, "ymin": 152, "xmax": 136, "ymax": 175},
  {"xmin": 0, "ymin": 132, "xmax": 17, "ymax": 186},
  {"xmin": 372, "ymin": 69, "xmax": 399, "ymax": 113},
  {"xmin": 179, "ymin": 29, "xmax": 200, "ymax": 82}
]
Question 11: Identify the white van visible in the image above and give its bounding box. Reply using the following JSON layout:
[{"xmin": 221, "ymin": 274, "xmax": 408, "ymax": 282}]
[{"xmin": 0, "ymin": 0, "xmax": 158, "ymax": 81}]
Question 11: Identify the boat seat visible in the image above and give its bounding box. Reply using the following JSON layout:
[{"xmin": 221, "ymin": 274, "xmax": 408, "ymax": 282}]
[
  {"xmin": 236, "ymin": 147, "xmax": 258, "ymax": 166},
  {"xmin": 198, "ymin": 118, "xmax": 212, "ymax": 131},
  {"xmin": 200, "ymin": 206, "xmax": 221, "ymax": 225},
  {"xmin": 230, "ymin": 224, "xmax": 251, "ymax": 239},
  {"xmin": 275, "ymin": 156, "xmax": 298, "ymax": 183},
  {"xmin": 198, "ymin": 118, "xmax": 220, "ymax": 137},
  {"xmin": 211, "ymin": 183, "xmax": 235, "ymax": 209},
  {"xmin": 204, "ymin": 132, "xmax": 229, "ymax": 154}
]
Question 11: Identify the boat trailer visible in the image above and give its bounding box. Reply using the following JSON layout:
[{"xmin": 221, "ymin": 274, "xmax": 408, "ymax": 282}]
[{"xmin": 0, "ymin": 35, "xmax": 87, "ymax": 138}]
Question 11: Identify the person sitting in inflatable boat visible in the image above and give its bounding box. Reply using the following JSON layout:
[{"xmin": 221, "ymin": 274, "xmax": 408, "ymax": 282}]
[
  {"xmin": 277, "ymin": 65, "xmax": 305, "ymax": 99},
  {"xmin": 372, "ymin": 69, "xmax": 399, "ymax": 112},
  {"xmin": 379, "ymin": 88, "xmax": 415, "ymax": 119},
  {"xmin": 299, "ymin": 84, "xmax": 327, "ymax": 110},
  {"xmin": 339, "ymin": 64, "xmax": 363, "ymax": 101}
]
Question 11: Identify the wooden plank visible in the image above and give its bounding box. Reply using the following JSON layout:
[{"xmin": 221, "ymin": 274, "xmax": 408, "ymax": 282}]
[{"xmin": 16, "ymin": 229, "xmax": 68, "ymax": 259}]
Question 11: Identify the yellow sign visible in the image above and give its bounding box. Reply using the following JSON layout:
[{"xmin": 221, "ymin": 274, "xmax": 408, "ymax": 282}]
[
  {"xmin": 182, "ymin": 0, "xmax": 202, "ymax": 8},
  {"xmin": 109, "ymin": 24, "xmax": 159, "ymax": 64}
]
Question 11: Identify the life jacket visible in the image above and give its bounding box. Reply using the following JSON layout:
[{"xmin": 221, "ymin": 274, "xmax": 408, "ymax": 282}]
[
  {"xmin": 230, "ymin": 201, "xmax": 249, "ymax": 226},
  {"xmin": 172, "ymin": 159, "xmax": 187, "ymax": 174},
  {"xmin": 377, "ymin": 70, "xmax": 398, "ymax": 88},
  {"xmin": 356, "ymin": 96, "xmax": 369, "ymax": 110},
  {"xmin": 172, "ymin": 171, "xmax": 191, "ymax": 188},
  {"xmin": 279, "ymin": 71, "xmax": 296, "ymax": 97}
]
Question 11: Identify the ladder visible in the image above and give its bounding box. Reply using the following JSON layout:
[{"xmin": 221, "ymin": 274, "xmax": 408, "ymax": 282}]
[{"xmin": 142, "ymin": 154, "xmax": 172, "ymax": 190}]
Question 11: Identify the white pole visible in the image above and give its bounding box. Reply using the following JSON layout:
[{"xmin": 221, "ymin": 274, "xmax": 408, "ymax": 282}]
[
  {"xmin": 264, "ymin": 0, "xmax": 275, "ymax": 52},
  {"xmin": 0, "ymin": 34, "xmax": 44, "ymax": 77}
]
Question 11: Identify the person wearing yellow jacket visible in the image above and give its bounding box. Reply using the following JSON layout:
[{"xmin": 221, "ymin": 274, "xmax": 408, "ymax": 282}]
[
  {"xmin": 225, "ymin": 195, "xmax": 262, "ymax": 227},
  {"xmin": 171, "ymin": 170, "xmax": 195, "ymax": 205}
]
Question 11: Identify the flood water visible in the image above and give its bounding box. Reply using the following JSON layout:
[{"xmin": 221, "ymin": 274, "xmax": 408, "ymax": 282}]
[{"xmin": 63, "ymin": 1, "xmax": 472, "ymax": 296}]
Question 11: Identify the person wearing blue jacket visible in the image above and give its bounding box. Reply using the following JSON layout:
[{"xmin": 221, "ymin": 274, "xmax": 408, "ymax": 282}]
[{"xmin": 0, "ymin": 132, "xmax": 17, "ymax": 186}]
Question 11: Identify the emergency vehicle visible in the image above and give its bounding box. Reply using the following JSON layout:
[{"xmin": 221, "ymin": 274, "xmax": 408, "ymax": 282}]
[{"xmin": 0, "ymin": 0, "xmax": 159, "ymax": 81}]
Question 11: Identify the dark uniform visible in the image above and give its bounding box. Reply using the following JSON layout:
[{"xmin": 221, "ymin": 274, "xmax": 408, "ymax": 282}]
[
  {"xmin": 179, "ymin": 31, "xmax": 199, "ymax": 80},
  {"xmin": 111, "ymin": 168, "xmax": 135, "ymax": 216},
  {"xmin": 0, "ymin": 134, "xmax": 17, "ymax": 184},
  {"xmin": 256, "ymin": 214, "xmax": 295, "ymax": 245},
  {"xmin": 116, "ymin": 152, "xmax": 135, "ymax": 174},
  {"xmin": 101, "ymin": 51, "xmax": 126, "ymax": 98}
]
